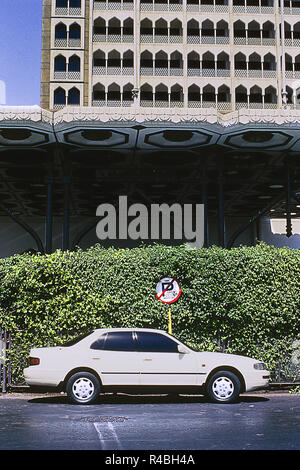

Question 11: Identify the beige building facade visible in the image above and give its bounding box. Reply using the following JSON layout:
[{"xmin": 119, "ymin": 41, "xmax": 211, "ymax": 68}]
[{"xmin": 41, "ymin": 0, "xmax": 300, "ymax": 111}]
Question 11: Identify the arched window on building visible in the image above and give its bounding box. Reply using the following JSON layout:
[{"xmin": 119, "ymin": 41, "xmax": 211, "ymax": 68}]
[
  {"xmin": 249, "ymin": 85, "xmax": 262, "ymax": 104},
  {"xmin": 263, "ymin": 53, "xmax": 276, "ymax": 71},
  {"xmin": 235, "ymin": 85, "xmax": 248, "ymax": 105},
  {"xmin": 187, "ymin": 19, "xmax": 200, "ymax": 37},
  {"xmin": 69, "ymin": 23, "xmax": 81, "ymax": 39},
  {"xmin": 248, "ymin": 52, "xmax": 261, "ymax": 70},
  {"xmin": 155, "ymin": 83, "xmax": 168, "ymax": 103},
  {"xmin": 217, "ymin": 84, "xmax": 230, "ymax": 103},
  {"xmin": 123, "ymin": 50, "xmax": 134, "ymax": 69},
  {"xmin": 264, "ymin": 86, "xmax": 277, "ymax": 104},
  {"xmin": 233, "ymin": 20, "xmax": 246, "ymax": 38},
  {"xmin": 140, "ymin": 83, "xmax": 153, "ymax": 103},
  {"xmin": 54, "ymin": 55, "xmax": 67, "ymax": 71},
  {"xmin": 107, "ymin": 83, "xmax": 121, "ymax": 102},
  {"xmin": 123, "ymin": 83, "xmax": 134, "ymax": 103},
  {"xmin": 54, "ymin": 87, "xmax": 66, "ymax": 106},
  {"xmin": 93, "ymin": 83, "xmax": 105, "ymax": 104},
  {"xmin": 68, "ymin": 55, "xmax": 80, "ymax": 72},
  {"xmin": 108, "ymin": 18, "xmax": 121, "ymax": 36},
  {"xmin": 201, "ymin": 19, "xmax": 214, "ymax": 37},
  {"xmin": 202, "ymin": 51, "xmax": 215, "ymax": 71},
  {"xmin": 123, "ymin": 18, "xmax": 134, "ymax": 36},
  {"xmin": 68, "ymin": 87, "xmax": 80, "ymax": 105},
  {"xmin": 155, "ymin": 51, "xmax": 168, "ymax": 70},
  {"xmin": 107, "ymin": 50, "xmax": 121, "ymax": 68},
  {"xmin": 155, "ymin": 19, "xmax": 168, "ymax": 37},
  {"xmin": 188, "ymin": 84, "xmax": 201, "ymax": 104},
  {"xmin": 94, "ymin": 17, "xmax": 106, "ymax": 35},
  {"xmin": 141, "ymin": 50, "xmax": 153, "ymax": 70},
  {"xmin": 202, "ymin": 84, "xmax": 216, "ymax": 102},
  {"xmin": 55, "ymin": 23, "xmax": 67, "ymax": 39},
  {"xmin": 234, "ymin": 52, "xmax": 246, "ymax": 70},
  {"xmin": 170, "ymin": 84, "xmax": 183, "ymax": 104},
  {"xmin": 140, "ymin": 18, "xmax": 153, "ymax": 36}
]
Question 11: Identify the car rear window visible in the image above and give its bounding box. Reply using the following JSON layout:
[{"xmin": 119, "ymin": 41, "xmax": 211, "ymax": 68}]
[{"xmin": 91, "ymin": 331, "xmax": 136, "ymax": 351}]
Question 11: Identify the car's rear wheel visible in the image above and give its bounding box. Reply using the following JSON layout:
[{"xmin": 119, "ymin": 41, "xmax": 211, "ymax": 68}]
[
  {"xmin": 66, "ymin": 372, "xmax": 100, "ymax": 405},
  {"xmin": 206, "ymin": 371, "xmax": 241, "ymax": 404}
]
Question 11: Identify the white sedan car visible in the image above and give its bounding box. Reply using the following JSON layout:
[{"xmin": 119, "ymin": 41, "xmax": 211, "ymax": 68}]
[{"xmin": 24, "ymin": 328, "xmax": 270, "ymax": 404}]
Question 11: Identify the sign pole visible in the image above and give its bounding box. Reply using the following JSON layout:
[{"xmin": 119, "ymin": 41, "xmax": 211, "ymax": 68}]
[
  {"xmin": 155, "ymin": 277, "xmax": 181, "ymax": 334},
  {"xmin": 168, "ymin": 307, "xmax": 172, "ymax": 335}
]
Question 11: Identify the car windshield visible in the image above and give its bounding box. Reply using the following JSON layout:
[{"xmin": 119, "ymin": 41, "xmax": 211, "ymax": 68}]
[{"xmin": 61, "ymin": 331, "xmax": 94, "ymax": 347}]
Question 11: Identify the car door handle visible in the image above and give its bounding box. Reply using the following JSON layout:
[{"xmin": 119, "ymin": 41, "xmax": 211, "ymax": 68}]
[
  {"xmin": 143, "ymin": 358, "xmax": 152, "ymax": 361},
  {"xmin": 92, "ymin": 357, "xmax": 101, "ymax": 360}
]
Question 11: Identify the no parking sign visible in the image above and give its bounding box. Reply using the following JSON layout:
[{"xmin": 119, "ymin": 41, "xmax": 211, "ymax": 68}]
[
  {"xmin": 155, "ymin": 277, "xmax": 181, "ymax": 334},
  {"xmin": 155, "ymin": 277, "xmax": 181, "ymax": 304}
]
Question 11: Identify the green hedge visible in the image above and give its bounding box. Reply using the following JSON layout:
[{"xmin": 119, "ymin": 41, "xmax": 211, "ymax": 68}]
[{"xmin": 0, "ymin": 243, "xmax": 300, "ymax": 384}]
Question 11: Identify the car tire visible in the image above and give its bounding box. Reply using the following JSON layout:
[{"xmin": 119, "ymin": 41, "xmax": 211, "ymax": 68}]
[
  {"xmin": 66, "ymin": 372, "xmax": 100, "ymax": 405},
  {"xmin": 206, "ymin": 370, "xmax": 241, "ymax": 404}
]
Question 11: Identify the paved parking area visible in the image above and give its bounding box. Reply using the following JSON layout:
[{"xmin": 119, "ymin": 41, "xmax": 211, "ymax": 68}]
[{"xmin": 0, "ymin": 391, "xmax": 299, "ymax": 450}]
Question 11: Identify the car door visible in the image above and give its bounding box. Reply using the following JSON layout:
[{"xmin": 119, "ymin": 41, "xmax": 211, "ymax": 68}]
[
  {"xmin": 89, "ymin": 331, "xmax": 140, "ymax": 386},
  {"xmin": 135, "ymin": 331, "xmax": 199, "ymax": 386}
]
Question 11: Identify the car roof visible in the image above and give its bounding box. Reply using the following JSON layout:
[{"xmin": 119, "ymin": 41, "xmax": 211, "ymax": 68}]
[{"xmin": 93, "ymin": 327, "xmax": 167, "ymax": 334}]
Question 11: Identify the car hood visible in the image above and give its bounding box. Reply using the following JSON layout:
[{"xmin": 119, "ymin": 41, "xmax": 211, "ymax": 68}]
[{"xmin": 196, "ymin": 350, "xmax": 259, "ymax": 365}]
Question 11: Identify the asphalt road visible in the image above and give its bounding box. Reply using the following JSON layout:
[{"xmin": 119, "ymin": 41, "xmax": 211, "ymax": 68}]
[{"xmin": 0, "ymin": 392, "xmax": 299, "ymax": 451}]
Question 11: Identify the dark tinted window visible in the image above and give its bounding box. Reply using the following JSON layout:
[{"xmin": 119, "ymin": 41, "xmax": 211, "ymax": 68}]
[
  {"xmin": 102, "ymin": 332, "xmax": 136, "ymax": 351},
  {"xmin": 136, "ymin": 332, "xmax": 179, "ymax": 353},
  {"xmin": 90, "ymin": 334, "xmax": 107, "ymax": 350}
]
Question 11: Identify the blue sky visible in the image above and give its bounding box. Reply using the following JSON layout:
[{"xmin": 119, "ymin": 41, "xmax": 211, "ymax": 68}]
[{"xmin": 0, "ymin": 0, "xmax": 42, "ymax": 106}]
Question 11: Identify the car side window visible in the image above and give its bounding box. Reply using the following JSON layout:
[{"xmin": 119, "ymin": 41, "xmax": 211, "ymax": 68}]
[
  {"xmin": 94, "ymin": 332, "xmax": 136, "ymax": 351},
  {"xmin": 90, "ymin": 333, "xmax": 107, "ymax": 350},
  {"xmin": 136, "ymin": 332, "xmax": 179, "ymax": 353}
]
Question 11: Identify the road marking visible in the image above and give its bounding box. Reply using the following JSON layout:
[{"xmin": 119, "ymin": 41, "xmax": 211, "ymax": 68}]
[{"xmin": 94, "ymin": 422, "xmax": 123, "ymax": 450}]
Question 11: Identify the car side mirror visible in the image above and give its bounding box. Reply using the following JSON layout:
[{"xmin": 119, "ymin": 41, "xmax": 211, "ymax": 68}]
[{"xmin": 177, "ymin": 344, "xmax": 190, "ymax": 354}]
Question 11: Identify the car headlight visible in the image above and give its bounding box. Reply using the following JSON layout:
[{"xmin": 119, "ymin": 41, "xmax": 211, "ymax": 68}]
[{"xmin": 254, "ymin": 363, "xmax": 267, "ymax": 370}]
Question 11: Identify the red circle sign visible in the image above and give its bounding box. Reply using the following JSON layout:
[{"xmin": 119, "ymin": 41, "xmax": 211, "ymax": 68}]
[{"xmin": 155, "ymin": 277, "xmax": 181, "ymax": 304}]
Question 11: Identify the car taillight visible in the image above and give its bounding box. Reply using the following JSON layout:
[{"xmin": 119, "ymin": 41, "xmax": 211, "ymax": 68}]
[{"xmin": 29, "ymin": 357, "xmax": 40, "ymax": 366}]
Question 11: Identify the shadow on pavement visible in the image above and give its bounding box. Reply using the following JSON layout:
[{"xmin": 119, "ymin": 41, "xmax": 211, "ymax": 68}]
[{"xmin": 28, "ymin": 393, "xmax": 269, "ymax": 405}]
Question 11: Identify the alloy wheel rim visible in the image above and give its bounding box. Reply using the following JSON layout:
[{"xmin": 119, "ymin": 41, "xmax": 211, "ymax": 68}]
[{"xmin": 72, "ymin": 378, "xmax": 95, "ymax": 401}]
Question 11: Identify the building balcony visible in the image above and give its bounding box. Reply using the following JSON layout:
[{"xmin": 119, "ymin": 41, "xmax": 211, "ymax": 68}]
[
  {"xmin": 93, "ymin": 0, "xmax": 134, "ymax": 10},
  {"xmin": 54, "ymin": 7, "xmax": 82, "ymax": 15}
]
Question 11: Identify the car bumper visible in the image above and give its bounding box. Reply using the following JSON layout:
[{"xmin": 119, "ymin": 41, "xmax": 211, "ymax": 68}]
[
  {"xmin": 23, "ymin": 366, "xmax": 62, "ymax": 388},
  {"xmin": 245, "ymin": 372, "xmax": 270, "ymax": 392}
]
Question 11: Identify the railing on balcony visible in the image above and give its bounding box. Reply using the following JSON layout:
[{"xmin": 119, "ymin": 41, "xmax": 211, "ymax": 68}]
[
  {"xmin": 54, "ymin": 71, "xmax": 81, "ymax": 80},
  {"xmin": 54, "ymin": 38, "xmax": 82, "ymax": 47},
  {"xmin": 55, "ymin": 7, "xmax": 82, "ymax": 15},
  {"xmin": 93, "ymin": 0, "xmax": 134, "ymax": 10},
  {"xmin": 93, "ymin": 30, "xmax": 133, "ymax": 43}
]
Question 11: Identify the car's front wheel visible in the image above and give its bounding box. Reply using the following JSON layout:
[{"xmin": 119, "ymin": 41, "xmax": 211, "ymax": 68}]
[
  {"xmin": 66, "ymin": 372, "xmax": 100, "ymax": 405},
  {"xmin": 206, "ymin": 371, "xmax": 241, "ymax": 404}
]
